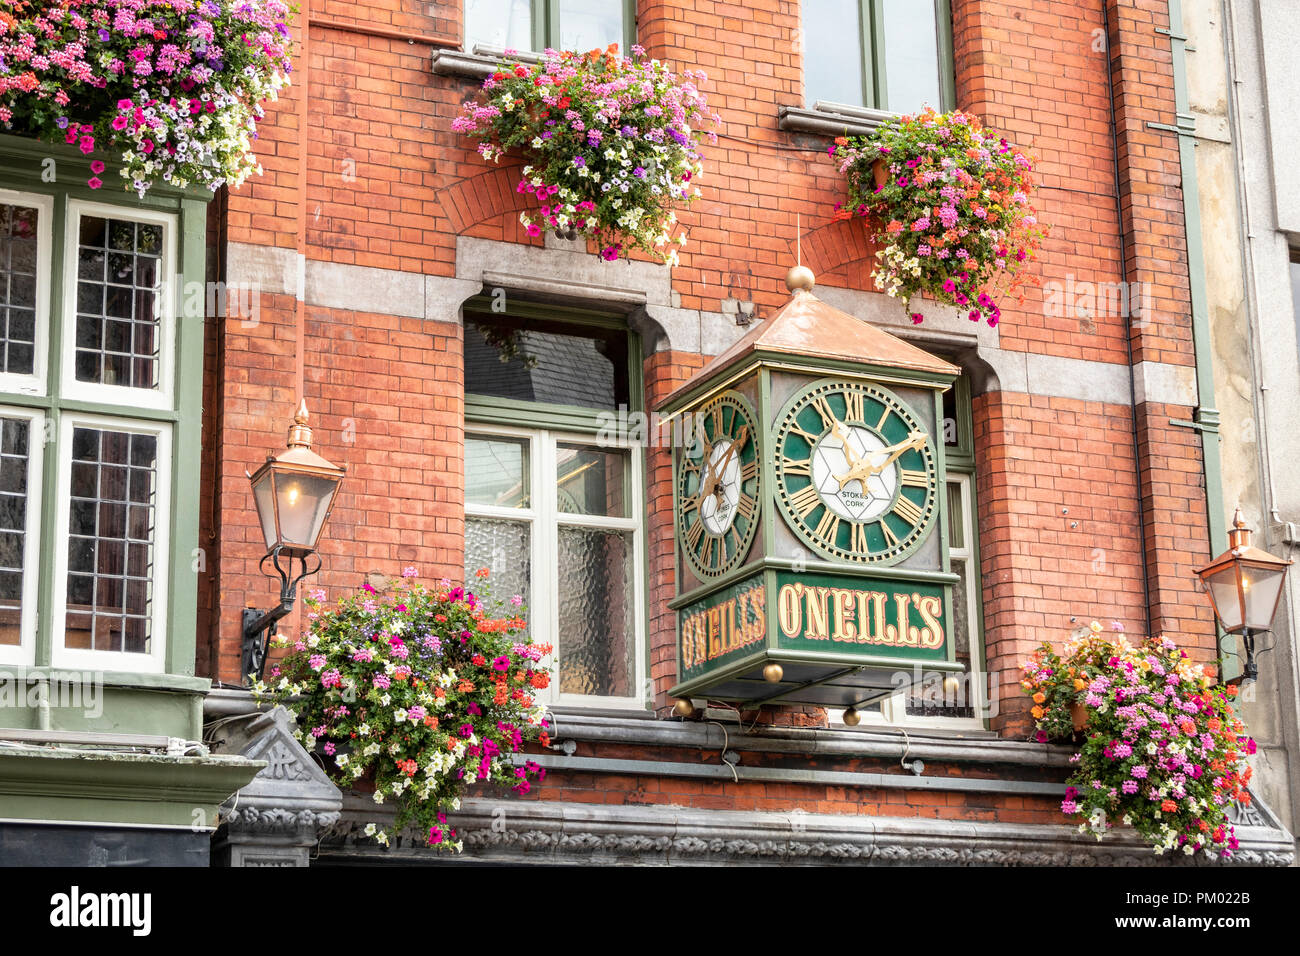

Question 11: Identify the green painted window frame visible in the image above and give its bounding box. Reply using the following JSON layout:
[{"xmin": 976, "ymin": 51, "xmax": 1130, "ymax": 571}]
[
  {"xmin": 0, "ymin": 133, "xmax": 210, "ymax": 681},
  {"xmin": 462, "ymin": 298, "xmax": 651, "ymax": 709},
  {"xmin": 465, "ymin": 0, "xmax": 638, "ymax": 56},
  {"xmin": 804, "ymin": 0, "xmax": 956, "ymax": 113}
]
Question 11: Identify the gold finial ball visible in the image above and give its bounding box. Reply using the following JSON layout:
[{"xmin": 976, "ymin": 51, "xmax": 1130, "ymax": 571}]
[
  {"xmin": 842, "ymin": 707, "xmax": 861, "ymax": 726},
  {"xmin": 785, "ymin": 264, "xmax": 815, "ymax": 293},
  {"xmin": 942, "ymin": 676, "xmax": 962, "ymax": 698},
  {"xmin": 763, "ymin": 663, "xmax": 784, "ymax": 683},
  {"xmin": 672, "ymin": 698, "xmax": 695, "ymax": 718}
]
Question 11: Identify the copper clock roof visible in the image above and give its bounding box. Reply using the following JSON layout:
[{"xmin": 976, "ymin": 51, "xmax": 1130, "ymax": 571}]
[{"xmin": 664, "ymin": 286, "xmax": 960, "ymax": 408}]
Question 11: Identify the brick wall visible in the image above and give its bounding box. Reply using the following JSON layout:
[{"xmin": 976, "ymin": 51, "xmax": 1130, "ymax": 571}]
[{"xmin": 202, "ymin": 0, "xmax": 1219, "ymax": 815}]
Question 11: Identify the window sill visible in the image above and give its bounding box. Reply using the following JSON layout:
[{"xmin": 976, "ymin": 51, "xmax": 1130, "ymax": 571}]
[
  {"xmin": 431, "ymin": 45, "xmax": 542, "ymax": 81},
  {"xmin": 0, "ymin": 664, "xmax": 209, "ymax": 694},
  {"xmin": 779, "ymin": 101, "xmax": 897, "ymax": 137}
]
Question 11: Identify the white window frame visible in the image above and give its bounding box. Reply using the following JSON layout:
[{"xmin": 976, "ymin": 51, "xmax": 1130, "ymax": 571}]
[
  {"xmin": 830, "ymin": 472, "xmax": 985, "ymax": 732},
  {"xmin": 0, "ymin": 188, "xmax": 54, "ymax": 397},
  {"xmin": 465, "ymin": 423, "xmax": 647, "ymax": 710},
  {"xmin": 49, "ymin": 411, "xmax": 172, "ymax": 674},
  {"xmin": 61, "ymin": 200, "xmax": 176, "ymax": 411},
  {"xmin": 0, "ymin": 405, "xmax": 44, "ymax": 666}
]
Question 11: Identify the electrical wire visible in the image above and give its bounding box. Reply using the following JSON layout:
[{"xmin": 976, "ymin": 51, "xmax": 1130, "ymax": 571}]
[{"xmin": 705, "ymin": 719, "xmax": 738, "ymax": 783}]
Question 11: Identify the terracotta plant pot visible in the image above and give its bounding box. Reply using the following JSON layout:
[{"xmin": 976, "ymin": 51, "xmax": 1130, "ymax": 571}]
[
  {"xmin": 872, "ymin": 156, "xmax": 890, "ymax": 189},
  {"xmin": 1071, "ymin": 702, "xmax": 1089, "ymax": 733}
]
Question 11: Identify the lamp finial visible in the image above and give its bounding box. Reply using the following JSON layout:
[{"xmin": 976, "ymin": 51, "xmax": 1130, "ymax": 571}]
[
  {"xmin": 1228, "ymin": 506, "xmax": 1251, "ymax": 552},
  {"xmin": 287, "ymin": 400, "xmax": 312, "ymax": 449}
]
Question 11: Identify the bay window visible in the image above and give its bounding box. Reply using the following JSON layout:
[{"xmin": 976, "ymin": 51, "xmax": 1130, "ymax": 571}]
[{"xmin": 0, "ymin": 168, "xmax": 203, "ymax": 677}]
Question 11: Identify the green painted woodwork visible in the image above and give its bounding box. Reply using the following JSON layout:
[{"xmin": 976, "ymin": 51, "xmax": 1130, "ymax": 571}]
[
  {"xmin": 1163, "ymin": 0, "xmax": 1231, "ymax": 671},
  {"xmin": 0, "ymin": 748, "xmax": 263, "ymax": 828},
  {"xmin": 0, "ymin": 133, "xmax": 212, "ymax": 717}
]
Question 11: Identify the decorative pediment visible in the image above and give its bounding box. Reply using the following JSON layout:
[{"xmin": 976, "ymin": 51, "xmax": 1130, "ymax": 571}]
[{"xmin": 223, "ymin": 707, "xmax": 342, "ymax": 812}]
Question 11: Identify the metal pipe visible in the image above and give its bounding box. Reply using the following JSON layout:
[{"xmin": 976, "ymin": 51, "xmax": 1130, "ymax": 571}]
[
  {"xmin": 511, "ymin": 751, "xmax": 1063, "ymax": 796},
  {"xmin": 1102, "ymin": 0, "xmax": 1154, "ymax": 641}
]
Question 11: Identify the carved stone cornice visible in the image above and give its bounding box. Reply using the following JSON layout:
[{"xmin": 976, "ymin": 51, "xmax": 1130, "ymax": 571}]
[
  {"xmin": 317, "ymin": 794, "xmax": 1295, "ymax": 867},
  {"xmin": 224, "ymin": 807, "xmax": 341, "ymax": 835}
]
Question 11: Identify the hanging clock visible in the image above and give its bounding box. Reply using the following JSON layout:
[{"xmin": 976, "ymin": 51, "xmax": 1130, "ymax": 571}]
[
  {"xmin": 773, "ymin": 378, "xmax": 938, "ymax": 564},
  {"xmin": 676, "ymin": 391, "xmax": 761, "ymax": 578}
]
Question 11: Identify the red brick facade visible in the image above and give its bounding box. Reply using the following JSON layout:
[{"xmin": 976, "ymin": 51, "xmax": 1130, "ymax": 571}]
[{"xmin": 199, "ymin": 1, "xmax": 1218, "ymax": 826}]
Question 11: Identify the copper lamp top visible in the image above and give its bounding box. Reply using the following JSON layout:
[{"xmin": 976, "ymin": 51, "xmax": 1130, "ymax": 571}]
[
  {"xmin": 249, "ymin": 400, "xmax": 346, "ymax": 480},
  {"xmin": 286, "ymin": 399, "xmax": 313, "ymax": 449},
  {"xmin": 1199, "ymin": 506, "xmax": 1293, "ymax": 574}
]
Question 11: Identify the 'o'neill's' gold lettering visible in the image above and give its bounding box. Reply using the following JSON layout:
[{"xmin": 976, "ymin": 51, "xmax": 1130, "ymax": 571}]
[
  {"xmin": 773, "ymin": 583, "xmax": 945, "ymax": 651},
  {"xmin": 680, "ymin": 584, "xmax": 767, "ymax": 671},
  {"xmin": 778, "ymin": 582, "xmax": 802, "ymax": 637},
  {"xmin": 804, "ymin": 586, "xmax": 831, "ymax": 640},
  {"xmin": 832, "ymin": 589, "xmax": 857, "ymax": 642},
  {"xmin": 916, "ymin": 593, "xmax": 945, "ymax": 648}
]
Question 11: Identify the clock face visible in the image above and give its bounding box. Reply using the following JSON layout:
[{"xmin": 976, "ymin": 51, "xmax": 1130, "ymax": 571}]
[
  {"xmin": 774, "ymin": 379, "xmax": 938, "ymax": 564},
  {"xmin": 677, "ymin": 392, "xmax": 761, "ymax": 578}
]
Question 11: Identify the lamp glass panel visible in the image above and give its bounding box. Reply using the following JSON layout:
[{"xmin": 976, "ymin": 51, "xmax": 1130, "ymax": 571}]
[
  {"xmin": 1242, "ymin": 563, "xmax": 1287, "ymax": 630},
  {"xmin": 251, "ymin": 470, "xmax": 278, "ymax": 550},
  {"xmin": 1204, "ymin": 564, "xmax": 1244, "ymax": 632},
  {"xmin": 274, "ymin": 472, "xmax": 338, "ymax": 550}
]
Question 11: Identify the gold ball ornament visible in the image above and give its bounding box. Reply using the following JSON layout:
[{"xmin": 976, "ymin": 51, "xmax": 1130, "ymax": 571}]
[
  {"xmin": 763, "ymin": 663, "xmax": 784, "ymax": 683},
  {"xmin": 672, "ymin": 698, "xmax": 695, "ymax": 718},
  {"xmin": 842, "ymin": 708, "xmax": 861, "ymax": 726},
  {"xmin": 942, "ymin": 676, "xmax": 962, "ymax": 697},
  {"xmin": 785, "ymin": 264, "xmax": 815, "ymax": 293}
]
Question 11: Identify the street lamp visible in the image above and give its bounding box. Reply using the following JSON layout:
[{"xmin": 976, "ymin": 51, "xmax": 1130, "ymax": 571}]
[
  {"xmin": 1195, "ymin": 507, "xmax": 1293, "ymax": 685},
  {"xmin": 241, "ymin": 401, "xmax": 345, "ymax": 682}
]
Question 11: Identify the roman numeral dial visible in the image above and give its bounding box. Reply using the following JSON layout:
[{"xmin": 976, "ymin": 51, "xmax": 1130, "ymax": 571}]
[
  {"xmin": 676, "ymin": 392, "xmax": 762, "ymax": 579},
  {"xmin": 773, "ymin": 378, "xmax": 939, "ymax": 565}
]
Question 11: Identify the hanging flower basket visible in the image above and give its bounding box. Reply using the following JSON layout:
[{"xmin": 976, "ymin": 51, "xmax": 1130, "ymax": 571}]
[
  {"xmin": 828, "ymin": 108, "xmax": 1047, "ymax": 326},
  {"xmin": 0, "ymin": 0, "xmax": 294, "ymax": 195},
  {"xmin": 1021, "ymin": 621, "xmax": 1255, "ymax": 859},
  {"xmin": 452, "ymin": 44, "xmax": 718, "ymax": 265},
  {"xmin": 253, "ymin": 568, "xmax": 552, "ymax": 851}
]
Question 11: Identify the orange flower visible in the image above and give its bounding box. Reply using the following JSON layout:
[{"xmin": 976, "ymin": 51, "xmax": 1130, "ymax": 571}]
[
  {"xmin": 434, "ymin": 687, "xmax": 446, "ymax": 699},
  {"xmin": 834, "ymin": 136, "xmax": 848, "ymax": 146},
  {"xmin": 475, "ymin": 567, "xmax": 490, "ymax": 578},
  {"xmin": 457, "ymin": 680, "xmax": 476, "ymax": 692},
  {"xmin": 1160, "ymin": 799, "xmax": 1178, "ymax": 813},
  {"xmin": 1032, "ymin": 692, "xmax": 1046, "ymax": 704},
  {"xmin": 1030, "ymin": 705, "xmax": 1044, "ymax": 720}
]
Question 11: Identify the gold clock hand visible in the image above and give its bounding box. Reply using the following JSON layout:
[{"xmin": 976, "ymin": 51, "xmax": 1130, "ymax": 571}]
[
  {"xmin": 830, "ymin": 421, "xmax": 862, "ymax": 469},
  {"xmin": 709, "ymin": 426, "xmax": 749, "ymax": 505},
  {"xmin": 833, "ymin": 431, "xmax": 927, "ymax": 489}
]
